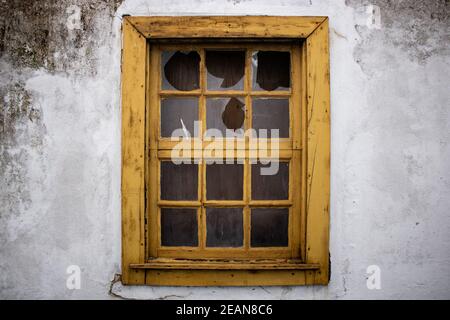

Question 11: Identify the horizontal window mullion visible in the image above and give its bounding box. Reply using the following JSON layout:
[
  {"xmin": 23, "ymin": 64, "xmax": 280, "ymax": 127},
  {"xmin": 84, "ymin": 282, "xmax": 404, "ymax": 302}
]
[
  {"xmin": 249, "ymin": 200, "xmax": 293, "ymax": 207},
  {"xmin": 159, "ymin": 90, "xmax": 201, "ymax": 96},
  {"xmin": 155, "ymin": 248, "xmax": 292, "ymax": 260},
  {"xmin": 250, "ymin": 91, "xmax": 291, "ymax": 97},
  {"xmin": 158, "ymin": 200, "xmax": 202, "ymax": 207},
  {"xmin": 155, "ymin": 149, "xmax": 296, "ymax": 159},
  {"xmin": 203, "ymin": 200, "xmax": 246, "ymax": 207},
  {"xmin": 203, "ymin": 90, "xmax": 247, "ymax": 96}
]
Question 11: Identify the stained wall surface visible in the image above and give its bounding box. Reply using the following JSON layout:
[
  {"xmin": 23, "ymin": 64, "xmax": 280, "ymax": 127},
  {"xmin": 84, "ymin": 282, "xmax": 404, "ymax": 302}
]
[{"xmin": 0, "ymin": 0, "xmax": 449, "ymax": 299}]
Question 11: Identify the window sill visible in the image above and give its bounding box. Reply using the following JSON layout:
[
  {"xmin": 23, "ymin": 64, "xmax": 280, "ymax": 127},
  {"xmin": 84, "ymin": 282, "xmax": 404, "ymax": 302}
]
[
  {"xmin": 127, "ymin": 259, "xmax": 325, "ymax": 286},
  {"xmin": 130, "ymin": 259, "xmax": 320, "ymax": 270}
]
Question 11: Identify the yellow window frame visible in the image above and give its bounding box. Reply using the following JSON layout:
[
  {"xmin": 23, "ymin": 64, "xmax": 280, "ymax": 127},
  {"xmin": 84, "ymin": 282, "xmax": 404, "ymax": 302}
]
[{"xmin": 121, "ymin": 16, "xmax": 330, "ymax": 286}]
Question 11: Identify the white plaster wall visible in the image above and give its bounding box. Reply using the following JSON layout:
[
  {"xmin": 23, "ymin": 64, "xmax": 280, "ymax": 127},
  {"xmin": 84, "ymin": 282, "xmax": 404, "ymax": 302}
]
[{"xmin": 0, "ymin": 0, "xmax": 449, "ymax": 299}]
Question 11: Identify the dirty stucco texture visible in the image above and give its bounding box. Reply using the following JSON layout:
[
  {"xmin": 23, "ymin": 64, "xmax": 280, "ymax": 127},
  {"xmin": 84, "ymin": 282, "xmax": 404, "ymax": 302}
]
[{"xmin": 0, "ymin": 0, "xmax": 449, "ymax": 299}]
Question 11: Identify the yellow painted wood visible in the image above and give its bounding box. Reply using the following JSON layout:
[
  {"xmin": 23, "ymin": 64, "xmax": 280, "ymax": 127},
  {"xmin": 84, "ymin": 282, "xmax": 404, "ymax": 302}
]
[
  {"xmin": 249, "ymin": 200, "xmax": 293, "ymax": 207},
  {"xmin": 144, "ymin": 43, "xmax": 151, "ymax": 270},
  {"xmin": 243, "ymin": 52, "xmax": 252, "ymax": 252},
  {"xmin": 291, "ymin": 43, "xmax": 302, "ymax": 150},
  {"xmin": 144, "ymin": 269, "xmax": 312, "ymax": 286},
  {"xmin": 121, "ymin": 19, "xmax": 147, "ymax": 284},
  {"xmin": 148, "ymin": 151, "xmax": 158, "ymax": 259},
  {"xmin": 159, "ymin": 90, "xmax": 292, "ymax": 97},
  {"xmin": 157, "ymin": 200, "xmax": 202, "ymax": 207},
  {"xmin": 291, "ymin": 151, "xmax": 302, "ymax": 259},
  {"xmin": 156, "ymin": 248, "xmax": 291, "ymax": 260},
  {"xmin": 300, "ymin": 39, "xmax": 308, "ymax": 262},
  {"xmin": 121, "ymin": 16, "xmax": 330, "ymax": 286},
  {"xmin": 131, "ymin": 259, "xmax": 320, "ymax": 270},
  {"xmin": 128, "ymin": 16, "xmax": 326, "ymax": 39},
  {"xmin": 203, "ymin": 200, "xmax": 246, "ymax": 207},
  {"xmin": 148, "ymin": 46, "xmax": 159, "ymax": 259},
  {"xmin": 305, "ymin": 18, "xmax": 330, "ymax": 284},
  {"xmin": 156, "ymin": 42, "xmax": 293, "ymax": 50},
  {"xmin": 159, "ymin": 89, "xmax": 202, "ymax": 96},
  {"xmin": 148, "ymin": 45, "xmax": 159, "ymax": 151},
  {"xmin": 199, "ymin": 49, "xmax": 207, "ymax": 251},
  {"xmin": 157, "ymin": 139, "xmax": 294, "ymax": 152},
  {"xmin": 250, "ymin": 91, "xmax": 291, "ymax": 96}
]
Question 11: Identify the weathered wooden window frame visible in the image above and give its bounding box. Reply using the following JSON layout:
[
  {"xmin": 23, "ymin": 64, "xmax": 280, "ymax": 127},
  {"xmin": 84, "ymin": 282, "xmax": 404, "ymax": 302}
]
[{"xmin": 121, "ymin": 16, "xmax": 330, "ymax": 286}]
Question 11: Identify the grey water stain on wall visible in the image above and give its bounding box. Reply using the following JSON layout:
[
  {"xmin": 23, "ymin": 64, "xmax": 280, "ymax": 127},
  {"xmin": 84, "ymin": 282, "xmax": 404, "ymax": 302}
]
[
  {"xmin": 0, "ymin": 80, "xmax": 44, "ymax": 226},
  {"xmin": 0, "ymin": 0, "xmax": 122, "ymax": 240},
  {"xmin": 0, "ymin": 0, "xmax": 123, "ymax": 297},
  {"xmin": 342, "ymin": 0, "xmax": 450, "ymax": 299},
  {"xmin": 346, "ymin": 0, "xmax": 449, "ymax": 71},
  {"xmin": 0, "ymin": 0, "xmax": 122, "ymax": 73}
]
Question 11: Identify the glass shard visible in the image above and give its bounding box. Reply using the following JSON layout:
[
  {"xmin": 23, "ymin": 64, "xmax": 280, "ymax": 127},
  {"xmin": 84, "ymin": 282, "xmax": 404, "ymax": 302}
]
[
  {"xmin": 252, "ymin": 51, "xmax": 290, "ymax": 91},
  {"xmin": 160, "ymin": 97, "xmax": 198, "ymax": 138},
  {"xmin": 206, "ymin": 97, "xmax": 245, "ymax": 135},
  {"xmin": 162, "ymin": 51, "xmax": 200, "ymax": 91},
  {"xmin": 206, "ymin": 50, "xmax": 245, "ymax": 90}
]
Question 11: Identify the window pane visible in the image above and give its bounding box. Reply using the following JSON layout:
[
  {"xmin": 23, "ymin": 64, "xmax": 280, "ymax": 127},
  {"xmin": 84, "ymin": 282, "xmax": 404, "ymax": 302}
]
[
  {"xmin": 252, "ymin": 98, "xmax": 289, "ymax": 138},
  {"xmin": 206, "ymin": 208, "xmax": 243, "ymax": 247},
  {"xmin": 251, "ymin": 208, "xmax": 289, "ymax": 247},
  {"xmin": 162, "ymin": 51, "xmax": 200, "ymax": 91},
  {"xmin": 206, "ymin": 50, "xmax": 245, "ymax": 90},
  {"xmin": 161, "ymin": 162, "xmax": 198, "ymax": 200},
  {"xmin": 161, "ymin": 208, "xmax": 198, "ymax": 246},
  {"xmin": 206, "ymin": 97, "xmax": 245, "ymax": 136},
  {"xmin": 161, "ymin": 97, "xmax": 198, "ymax": 138},
  {"xmin": 252, "ymin": 162, "xmax": 289, "ymax": 200},
  {"xmin": 206, "ymin": 164, "xmax": 243, "ymax": 200},
  {"xmin": 252, "ymin": 51, "xmax": 290, "ymax": 91}
]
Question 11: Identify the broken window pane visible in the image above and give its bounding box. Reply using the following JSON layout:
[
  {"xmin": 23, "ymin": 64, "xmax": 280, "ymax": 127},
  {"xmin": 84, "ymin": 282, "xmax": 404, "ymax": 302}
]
[
  {"xmin": 252, "ymin": 98, "xmax": 289, "ymax": 138},
  {"xmin": 252, "ymin": 51, "xmax": 290, "ymax": 91},
  {"xmin": 251, "ymin": 208, "xmax": 289, "ymax": 247},
  {"xmin": 161, "ymin": 208, "xmax": 198, "ymax": 246},
  {"xmin": 252, "ymin": 161, "xmax": 289, "ymax": 200},
  {"xmin": 206, "ymin": 163, "xmax": 243, "ymax": 200},
  {"xmin": 206, "ymin": 50, "xmax": 245, "ymax": 90},
  {"xmin": 206, "ymin": 208, "xmax": 243, "ymax": 247},
  {"xmin": 160, "ymin": 162, "xmax": 198, "ymax": 200},
  {"xmin": 162, "ymin": 51, "xmax": 200, "ymax": 91},
  {"xmin": 206, "ymin": 97, "xmax": 245, "ymax": 135},
  {"xmin": 160, "ymin": 97, "xmax": 198, "ymax": 138}
]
